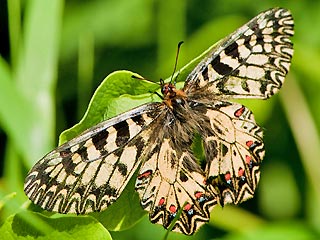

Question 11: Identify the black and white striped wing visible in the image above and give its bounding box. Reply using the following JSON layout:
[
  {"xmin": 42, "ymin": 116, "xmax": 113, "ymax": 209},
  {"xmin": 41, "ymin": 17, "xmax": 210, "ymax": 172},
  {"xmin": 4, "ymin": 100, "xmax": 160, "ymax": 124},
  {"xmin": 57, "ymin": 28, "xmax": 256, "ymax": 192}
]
[
  {"xmin": 183, "ymin": 8, "xmax": 294, "ymax": 99},
  {"xmin": 24, "ymin": 103, "xmax": 163, "ymax": 214}
]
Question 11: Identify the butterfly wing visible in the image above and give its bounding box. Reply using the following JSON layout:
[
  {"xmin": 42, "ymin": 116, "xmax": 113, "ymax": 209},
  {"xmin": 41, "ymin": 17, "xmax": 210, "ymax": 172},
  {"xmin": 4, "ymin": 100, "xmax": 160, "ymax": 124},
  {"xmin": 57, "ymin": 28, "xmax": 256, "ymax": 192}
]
[
  {"xmin": 199, "ymin": 101, "xmax": 264, "ymax": 205},
  {"xmin": 24, "ymin": 103, "xmax": 163, "ymax": 214},
  {"xmin": 135, "ymin": 110, "xmax": 218, "ymax": 235},
  {"xmin": 183, "ymin": 8, "xmax": 294, "ymax": 99}
]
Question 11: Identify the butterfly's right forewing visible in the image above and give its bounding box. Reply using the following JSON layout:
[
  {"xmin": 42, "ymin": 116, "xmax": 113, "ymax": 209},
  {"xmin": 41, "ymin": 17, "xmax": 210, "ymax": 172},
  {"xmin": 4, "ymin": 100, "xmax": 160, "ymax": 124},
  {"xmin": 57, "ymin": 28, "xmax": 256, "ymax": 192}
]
[{"xmin": 184, "ymin": 8, "xmax": 294, "ymax": 100}]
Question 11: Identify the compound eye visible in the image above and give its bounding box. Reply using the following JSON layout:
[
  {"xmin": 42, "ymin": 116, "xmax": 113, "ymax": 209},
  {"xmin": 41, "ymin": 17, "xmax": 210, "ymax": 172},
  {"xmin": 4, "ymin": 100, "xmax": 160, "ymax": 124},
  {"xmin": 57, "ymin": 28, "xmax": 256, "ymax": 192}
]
[{"xmin": 161, "ymin": 85, "xmax": 168, "ymax": 94}]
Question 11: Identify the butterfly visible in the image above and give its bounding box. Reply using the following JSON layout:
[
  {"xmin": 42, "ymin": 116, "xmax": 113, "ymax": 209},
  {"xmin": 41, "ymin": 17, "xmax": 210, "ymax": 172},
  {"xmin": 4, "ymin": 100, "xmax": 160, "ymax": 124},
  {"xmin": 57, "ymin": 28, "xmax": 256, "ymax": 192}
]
[{"xmin": 24, "ymin": 8, "xmax": 294, "ymax": 235}]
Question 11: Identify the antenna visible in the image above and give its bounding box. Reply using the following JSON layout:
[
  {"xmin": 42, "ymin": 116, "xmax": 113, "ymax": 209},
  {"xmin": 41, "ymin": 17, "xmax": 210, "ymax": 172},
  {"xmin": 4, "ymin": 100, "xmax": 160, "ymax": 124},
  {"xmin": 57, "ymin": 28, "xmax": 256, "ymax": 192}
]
[
  {"xmin": 170, "ymin": 41, "xmax": 184, "ymax": 84},
  {"xmin": 132, "ymin": 41, "xmax": 184, "ymax": 86}
]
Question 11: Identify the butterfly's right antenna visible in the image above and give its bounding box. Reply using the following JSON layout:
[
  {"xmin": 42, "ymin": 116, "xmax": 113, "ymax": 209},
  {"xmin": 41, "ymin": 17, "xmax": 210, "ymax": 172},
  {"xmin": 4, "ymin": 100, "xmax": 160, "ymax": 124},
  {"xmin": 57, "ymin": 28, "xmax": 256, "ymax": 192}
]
[{"xmin": 170, "ymin": 41, "xmax": 184, "ymax": 84}]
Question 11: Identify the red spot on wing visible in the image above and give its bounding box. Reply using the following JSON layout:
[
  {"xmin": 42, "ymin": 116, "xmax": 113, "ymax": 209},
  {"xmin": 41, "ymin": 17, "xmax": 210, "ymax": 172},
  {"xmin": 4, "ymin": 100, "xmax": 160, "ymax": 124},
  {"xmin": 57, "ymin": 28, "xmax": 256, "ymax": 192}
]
[
  {"xmin": 169, "ymin": 204, "xmax": 177, "ymax": 213},
  {"xmin": 195, "ymin": 192, "xmax": 203, "ymax": 199},
  {"xmin": 137, "ymin": 170, "xmax": 152, "ymax": 180},
  {"xmin": 246, "ymin": 140, "xmax": 257, "ymax": 150},
  {"xmin": 183, "ymin": 203, "xmax": 191, "ymax": 211},
  {"xmin": 234, "ymin": 106, "xmax": 245, "ymax": 117},
  {"xmin": 245, "ymin": 155, "xmax": 252, "ymax": 164},
  {"xmin": 224, "ymin": 172, "xmax": 231, "ymax": 182},
  {"xmin": 238, "ymin": 167, "xmax": 244, "ymax": 176},
  {"xmin": 246, "ymin": 140, "xmax": 254, "ymax": 148},
  {"xmin": 158, "ymin": 197, "xmax": 165, "ymax": 206},
  {"xmin": 245, "ymin": 155, "xmax": 253, "ymax": 168}
]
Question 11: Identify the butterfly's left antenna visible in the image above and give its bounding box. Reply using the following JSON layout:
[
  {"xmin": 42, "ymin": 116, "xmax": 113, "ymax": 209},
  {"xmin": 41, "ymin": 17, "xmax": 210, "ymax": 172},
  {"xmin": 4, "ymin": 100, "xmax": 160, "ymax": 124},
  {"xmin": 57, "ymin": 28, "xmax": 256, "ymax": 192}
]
[{"xmin": 170, "ymin": 41, "xmax": 184, "ymax": 84}]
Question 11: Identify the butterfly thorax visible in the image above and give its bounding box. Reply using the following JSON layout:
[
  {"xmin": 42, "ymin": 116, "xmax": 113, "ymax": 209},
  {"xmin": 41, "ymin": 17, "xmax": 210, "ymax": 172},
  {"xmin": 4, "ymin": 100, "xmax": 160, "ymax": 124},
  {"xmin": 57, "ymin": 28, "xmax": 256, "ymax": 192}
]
[{"xmin": 161, "ymin": 83, "xmax": 187, "ymax": 109}]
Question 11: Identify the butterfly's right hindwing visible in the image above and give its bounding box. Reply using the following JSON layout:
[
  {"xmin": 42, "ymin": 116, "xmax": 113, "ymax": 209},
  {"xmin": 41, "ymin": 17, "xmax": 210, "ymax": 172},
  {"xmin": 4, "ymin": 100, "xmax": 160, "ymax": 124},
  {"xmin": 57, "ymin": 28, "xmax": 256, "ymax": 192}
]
[
  {"xmin": 135, "ymin": 130, "xmax": 218, "ymax": 235},
  {"xmin": 24, "ymin": 103, "xmax": 162, "ymax": 214}
]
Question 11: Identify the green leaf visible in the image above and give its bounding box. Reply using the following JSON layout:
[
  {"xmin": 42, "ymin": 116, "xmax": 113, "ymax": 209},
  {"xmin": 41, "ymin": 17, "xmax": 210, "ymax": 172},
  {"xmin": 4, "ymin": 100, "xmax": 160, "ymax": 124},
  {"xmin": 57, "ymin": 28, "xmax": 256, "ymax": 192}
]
[
  {"xmin": 0, "ymin": 211, "xmax": 112, "ymax": 240},
  {"xmin": 59, "ymin": 70, "xmax": 159, "ymax": 144},
  {"xmin": 0, "ymin": 192, "xmax": 17, "ymax": 212}
]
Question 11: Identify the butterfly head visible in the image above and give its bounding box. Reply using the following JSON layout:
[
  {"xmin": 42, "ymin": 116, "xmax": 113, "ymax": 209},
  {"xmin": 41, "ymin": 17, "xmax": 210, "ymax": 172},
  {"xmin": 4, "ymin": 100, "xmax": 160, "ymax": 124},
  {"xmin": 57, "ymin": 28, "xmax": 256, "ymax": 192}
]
[
  {"xmin": 161, "ymin": 82, "xmax": 175, "ymax": 96},
  {"xmin": 161, "ymin": 82, "xmax": 187, "ymax": 109}
]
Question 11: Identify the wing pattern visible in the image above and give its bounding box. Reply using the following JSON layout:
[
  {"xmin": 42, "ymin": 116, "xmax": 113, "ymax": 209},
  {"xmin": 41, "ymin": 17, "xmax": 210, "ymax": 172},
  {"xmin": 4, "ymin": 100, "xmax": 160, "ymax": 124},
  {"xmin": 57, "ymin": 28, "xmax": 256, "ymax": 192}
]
[
  {"xmin": 202, "ymin": 101, "xmax": 264, "ymax": 205},
  {"xmin": 24, "ymin": 103, "xmax": 163, "ymax": 213},
  {"xmin": 24, "ymin": 7, "xmax": 294, "ymax": 236},
  {"xmin": 136, "ymin": 137, "xmax": 217, "ymax": 235},
  {"xmin": 184, "ymin": 8, "xmax": 294, "ymax": 100}
]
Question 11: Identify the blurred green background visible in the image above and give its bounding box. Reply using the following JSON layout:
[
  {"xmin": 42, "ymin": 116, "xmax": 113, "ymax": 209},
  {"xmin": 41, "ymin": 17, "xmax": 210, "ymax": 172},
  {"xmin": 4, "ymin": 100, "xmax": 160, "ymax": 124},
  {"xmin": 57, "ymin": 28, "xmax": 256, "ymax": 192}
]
[{"xmin": 0, "ymin": 0, "xmax": 320, "ymax": 239}]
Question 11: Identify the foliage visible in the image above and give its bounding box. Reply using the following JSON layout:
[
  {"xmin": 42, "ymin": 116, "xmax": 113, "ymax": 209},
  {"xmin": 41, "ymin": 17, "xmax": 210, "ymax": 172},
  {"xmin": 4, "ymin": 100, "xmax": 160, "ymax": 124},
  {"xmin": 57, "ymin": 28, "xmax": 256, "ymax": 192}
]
[{"xmin": 0, "ymin": 0, "xmax": 320, "ymax": 239}]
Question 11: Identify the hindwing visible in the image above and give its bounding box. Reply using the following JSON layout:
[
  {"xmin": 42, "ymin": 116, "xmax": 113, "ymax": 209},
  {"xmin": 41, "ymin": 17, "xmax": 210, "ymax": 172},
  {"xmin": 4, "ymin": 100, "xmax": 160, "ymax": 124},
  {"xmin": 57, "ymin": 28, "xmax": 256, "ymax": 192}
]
[
  {"xmin": 135, "ymin": 137, "xmax": 217, "ymax": 235},
  {"xmin": 201, "ymin": 101, "xmax": 264, "ymax": 205}
]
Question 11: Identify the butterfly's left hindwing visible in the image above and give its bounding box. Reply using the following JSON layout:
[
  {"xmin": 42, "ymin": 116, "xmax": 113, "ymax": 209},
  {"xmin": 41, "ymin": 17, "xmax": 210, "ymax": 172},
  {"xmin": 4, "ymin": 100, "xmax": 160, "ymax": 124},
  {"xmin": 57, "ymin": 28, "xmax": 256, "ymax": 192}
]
[{"xmin": 24, "ymin": 103, "xmax": 163, "ymax": 214}]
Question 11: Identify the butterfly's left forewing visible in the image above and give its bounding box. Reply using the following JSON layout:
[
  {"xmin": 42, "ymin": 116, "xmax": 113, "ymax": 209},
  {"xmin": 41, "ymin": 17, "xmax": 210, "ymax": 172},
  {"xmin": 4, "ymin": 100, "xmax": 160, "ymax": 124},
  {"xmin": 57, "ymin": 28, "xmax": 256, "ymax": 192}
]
[{"xmin": 24, "ymin": 103, "xmax": 163, "ymax": 214}]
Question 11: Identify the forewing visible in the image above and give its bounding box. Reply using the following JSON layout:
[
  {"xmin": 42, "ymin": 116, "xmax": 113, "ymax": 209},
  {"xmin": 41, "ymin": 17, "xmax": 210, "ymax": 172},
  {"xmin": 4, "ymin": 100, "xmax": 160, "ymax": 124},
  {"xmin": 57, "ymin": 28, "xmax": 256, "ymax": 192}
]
[
  {"xmin": 183, "ymin": 8, "xmax": 294, "ymax": 99},
  {"xmin": 24, "ymin": 103, "xmax": 163, "ymax": 214},
  {"xmin": 200, "ymin": 101, "xmax": 264, "ymax": 205},
  {"xmin": 135, "ymin": 137, "xmax": 217, "ymax": 235}
]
